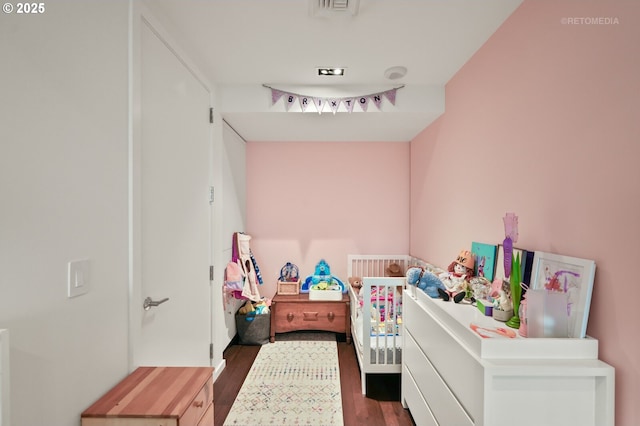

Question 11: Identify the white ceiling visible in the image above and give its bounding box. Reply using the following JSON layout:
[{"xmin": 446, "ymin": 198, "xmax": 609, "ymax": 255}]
[{"xmin": 147, "ymin": 0, "xmax": 523, "ymax": 142}]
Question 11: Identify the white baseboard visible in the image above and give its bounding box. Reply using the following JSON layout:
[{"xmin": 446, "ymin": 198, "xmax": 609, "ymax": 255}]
[{"xmin": 213, "ymin": 358, "xmax": 226, "ymax": 382}]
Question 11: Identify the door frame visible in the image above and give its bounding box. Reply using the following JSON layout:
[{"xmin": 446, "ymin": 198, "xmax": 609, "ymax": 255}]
[{"xmin": 128, "ymin": 1, "xmax": 216, "ymax": 370}]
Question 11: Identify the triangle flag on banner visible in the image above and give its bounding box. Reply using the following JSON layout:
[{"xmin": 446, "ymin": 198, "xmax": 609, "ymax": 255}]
[
  {"xmin": 313, "ymin": 97, "xmax": 325, "ymax": 114},
  {"xmin": 343, "ymin": 98, "xmax": 355, "ymax": 113},
  {"xmin": 284, "ymin": 93, "xmax": 297, "ymax": 111},
  {"xmin": 299, "ymin": 96, "xmax": 312, "ymax": 112},
  {"xmin": 383, "ymin": 89, "xmax": 397, "ymax": 106},
  {"xmin": 372, "ymin": 92, "xmax": 384, "ymax": 111},
  {"xmin": 358, "ymin": 96, "xmax": 370, "ymax": 112},
  {"xmin": 271, "ymin": 89, "xmax": 285, "ymax": 105},
  {"xmin": 328, "ymin": 99, "xmax": 340, "ymax": 114}
]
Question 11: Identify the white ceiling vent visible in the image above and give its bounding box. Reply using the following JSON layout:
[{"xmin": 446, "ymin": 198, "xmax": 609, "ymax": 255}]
[{"xmin": 311, "ymin": 0, "xmax": 359, "ymax": 17}]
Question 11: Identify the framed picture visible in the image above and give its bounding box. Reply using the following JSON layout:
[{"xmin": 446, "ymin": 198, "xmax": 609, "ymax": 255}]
[
  {"xmin": 471, "ymin": 242, "xmax": 497, "ymax": 281},
  {"xmin": 495, "ymin": 244, "xmax": 527, "ymax": 282},
  {"xmin": 531, "ymin": 251, "xmax": 596, "ymax": 338},
  {"xmin": 521, "ymin": 250, "xmax": 535, "ymax": 285}
]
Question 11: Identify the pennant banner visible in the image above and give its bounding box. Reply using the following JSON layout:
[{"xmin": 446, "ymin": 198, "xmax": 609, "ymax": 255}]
[
  {"xmin": 357, "ymin": 96, "xmax": 370, "ymax": 112},
  {"xmin": 313, "ymin": 97, "xmax": 325, "ymax": 114},
  {"xmin": 343, "ymin": 98, "xmax": 355, "ymax": 113},
  {"xmin": 271, "ymin": 89, "xmax": 285, "ymax": 105},
  {"xmin": 383, "ymin": 89, "xmax": 397, "ymax": 106},
  {"xmin": 372, "ymin": 93, "xmax": 384, "ymax": 110},
  {"xmin": 299, "ymin": 96, "xmax": 312, "ymax": 113},
  {"xmin": 284, "ymin": 94, "xmax": 297, "ymax": 112},
  {"xmin": 265, "ymin": 85, "xmax": 403, "ymax": 114},
  {"xmin": 328, "ymin": 98, "xmax": 340, "ymax": 114}
]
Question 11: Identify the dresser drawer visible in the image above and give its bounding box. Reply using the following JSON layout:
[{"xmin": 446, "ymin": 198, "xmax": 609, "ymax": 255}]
[
  {"xmin": 402, "ymin": 365, "xmax": 438, "ymax": 426},
  {"xmin": 197, "ymin": 401, "xmax": 213, "ymax": 426},
  {"xmin": 180, "ymin": 377, "xmax": 213, "ymax": 425},
  {"xmin": 275, "ymin": 301, "xmax": 346, "ymax": 333},
  {"xmin": 404, "ymin": 331, "xmax": 474, "ymax": 426},
  {"xmin": 404, "ymin": 295, "xmax": 483, "ymax": 420}
]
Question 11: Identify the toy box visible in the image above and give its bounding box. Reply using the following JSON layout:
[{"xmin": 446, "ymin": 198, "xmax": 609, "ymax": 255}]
[
  {"xmin": 309, "ymin": 289, "xmax": 343, "ymax": 301},
  {"xmin": 277, "ymin": 279, "xmax": 300, "ymax": 295},
  {"xmin": 235, "ymin": 311, "xmax": 270, "ymax": 345}
]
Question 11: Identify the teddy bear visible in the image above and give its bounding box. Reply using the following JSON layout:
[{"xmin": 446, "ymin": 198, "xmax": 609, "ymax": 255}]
[
  {"xmin": 406, "ymin": 266, "xmax": 446, "ymax": 298},
  {"xmin": 348, "ymin": 276, "xmax": 363, "ymax": 289}
]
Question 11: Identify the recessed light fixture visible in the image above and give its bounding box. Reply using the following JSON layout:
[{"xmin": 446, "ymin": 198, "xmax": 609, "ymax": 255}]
[
  {"xmin": 318, "ymin": 67, "xmax": 345, "ymax": 76},
  {"xmin": 384, "ymin": 66, "xmax": 407, "ymax": 80},
  {"xmin": 310, "ymin": 0, "xmax": 360, "ymax": 17}
]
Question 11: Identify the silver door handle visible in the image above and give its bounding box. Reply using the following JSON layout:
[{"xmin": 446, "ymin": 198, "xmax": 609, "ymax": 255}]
[{"xmin": 143, "ymin": 297, "xmax": 169, "ymax": 311}]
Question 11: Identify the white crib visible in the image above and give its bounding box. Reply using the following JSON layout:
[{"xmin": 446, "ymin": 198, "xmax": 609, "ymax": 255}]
[{"xmin": 347, "ymin": 255, "xmax": 412, "ymax": 395}]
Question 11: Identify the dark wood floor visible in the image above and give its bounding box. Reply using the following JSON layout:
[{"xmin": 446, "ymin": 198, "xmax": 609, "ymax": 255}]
[{"xmin": 214, "ymin": 333, "xmax": 416, "ymax": 426}]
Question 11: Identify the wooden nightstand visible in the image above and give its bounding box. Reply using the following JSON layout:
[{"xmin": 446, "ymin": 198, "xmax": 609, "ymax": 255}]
[
  {"xmin": 270, "ymin": 293, "xmax": 351, "ymax": 343},
  {"xmin": 81, "ymin": 366, "xmax": 213, "ymax": 426}
]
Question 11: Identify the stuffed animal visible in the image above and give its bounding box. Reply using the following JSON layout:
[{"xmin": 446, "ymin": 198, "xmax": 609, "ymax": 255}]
[
  {"xmin": 494, "ymin": 289, "xmax": 512, "ymax": 312},
  {"xmin": 385, "ymin": 263, "xmax": 404, "ymax": 277},
  {"xmin": 238, "ymin": 300, "xmax": 254, "ymax": 315},
  {"xmin": 348, "ymin": 276, "xmax": 363, "ymax": 289},
  {"xmin": 406, "ymin": 267, "xmax": 446, "ymax": 298},
  {"xmin": 468, "ymin": 276, "xmax": 492, "ymax": 301}
]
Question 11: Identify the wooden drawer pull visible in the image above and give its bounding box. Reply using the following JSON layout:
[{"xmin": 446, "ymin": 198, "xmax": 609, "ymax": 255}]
[
  {"xmin": 193, "ymin": 400, "xmax": 204, "ymax": 408},
  {"xmin": 303, "ymin": 312, "xmax": 319, "ymax": 321},
  {"xmin": 328, "ymin": 312, "xmax": 335, "ymax": 320},
  {"xmin": 287, "ymin": 312, "xmax": 294, "ymax": 321}
]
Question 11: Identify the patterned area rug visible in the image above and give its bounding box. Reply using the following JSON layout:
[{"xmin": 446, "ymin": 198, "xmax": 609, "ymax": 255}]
[{"xmin": 223, "ymin": 340, "xmax": 343, "ymax": 426}]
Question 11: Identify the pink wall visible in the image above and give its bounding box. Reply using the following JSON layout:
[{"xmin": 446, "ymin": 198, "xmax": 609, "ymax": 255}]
[
  {"xmin": 410, "ymin": 1, "xmax": 639, "ymax": 424},
  {"xmin": 246, "ymin": 141, "xmax": 410, "ymax": 296}
]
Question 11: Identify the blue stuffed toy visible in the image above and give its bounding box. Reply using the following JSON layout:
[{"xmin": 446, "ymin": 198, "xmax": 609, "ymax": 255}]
[
  {"xmin": 406, "ymin": 266, "xmax": 446, "ymax": 298},
  {"xmin": 301, "ymin": 259, "xmax": 346, "ymax": 293},
  {"xmin": 311, "ymin": 259, "xmax": 332, "ymax": 284}
]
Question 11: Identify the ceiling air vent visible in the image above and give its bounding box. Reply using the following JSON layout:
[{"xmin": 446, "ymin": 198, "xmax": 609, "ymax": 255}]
[{"xmin": 311, "ymin": 0, "xmax": 359, "ymax": 17}]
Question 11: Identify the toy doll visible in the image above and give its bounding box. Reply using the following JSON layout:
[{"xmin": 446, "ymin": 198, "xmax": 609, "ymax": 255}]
[{"xmin": 438, "ymin": 250, "xmax": 475, "ymax": 303}]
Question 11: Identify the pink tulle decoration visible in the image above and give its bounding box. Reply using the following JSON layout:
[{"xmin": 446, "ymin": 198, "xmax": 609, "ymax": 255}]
[
  {"xmin": 503, "ymin": 236, "xmax": 513, "ymax": 279},
  {"xmin": 502, "ymin": 212, "xmax": 518, "ymax": 279},
  {"xmin": 503, "ymin": 212, "xmax": 519, "ymax": 243}
]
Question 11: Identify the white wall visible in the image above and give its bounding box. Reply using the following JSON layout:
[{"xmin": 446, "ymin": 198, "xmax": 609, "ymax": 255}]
[
  {"xmin": 0, "ymin": 330, "xmax": 8, "ymax": 425},
  {"xmin": 0, "ymin": 1, "xmax": 246, "ymax": 422},
  {"xmin": 0, "ymin": 1, "xmax": 130, "ymax": 425},
  {"xmin": 215, "ymin": 122, "xmax": 247, "ymax": 355}
]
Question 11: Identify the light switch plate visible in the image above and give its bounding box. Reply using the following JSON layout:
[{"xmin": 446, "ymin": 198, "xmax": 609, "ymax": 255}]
[{"xmin": 68, "ymin": 259, "xmax": 90, "ymax": 298}]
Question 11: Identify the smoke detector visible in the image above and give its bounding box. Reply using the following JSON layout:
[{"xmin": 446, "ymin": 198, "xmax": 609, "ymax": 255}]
[
  {"xmin": 310, "ymin": 0, "xmax": 360, "ymax": 17},
  {"xmin": 384, "ymin": 66, "xmax": 408, "ymax": 80}
]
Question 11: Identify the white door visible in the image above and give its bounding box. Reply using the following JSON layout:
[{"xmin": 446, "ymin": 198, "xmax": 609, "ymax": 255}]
[{"xmin": 130, "ymin": 12, "xmax": 212, "ymax": 367}]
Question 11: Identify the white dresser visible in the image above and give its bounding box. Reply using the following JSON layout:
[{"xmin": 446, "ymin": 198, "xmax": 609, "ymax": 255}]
[{"xmin": 401, "ymin": 290, "xmax": 614, "ymax": 426}]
